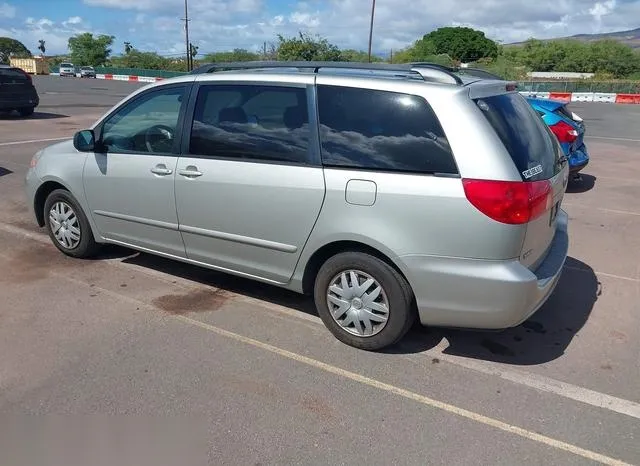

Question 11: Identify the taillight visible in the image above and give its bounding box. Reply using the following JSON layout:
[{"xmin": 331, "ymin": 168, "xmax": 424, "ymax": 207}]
[
  {"xmin": 549, "ymin": 120, "xmax": 578, "ymax": 144},
  {"xmin": 462, "ymin": 179, "xmax": 552, "ymax": 225}
]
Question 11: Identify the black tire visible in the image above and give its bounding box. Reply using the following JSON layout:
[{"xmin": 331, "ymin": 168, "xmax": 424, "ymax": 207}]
[
  {"xmin": 43, "ymin": 189, "xmax": 100, "ymax": 258},
  {"xmin": 18, "ymin": 107, "xmax": 34, "ymax": 117},
  {"xmin": 314, "ymin": 251, "xmax": 416, "ymax": 351}
]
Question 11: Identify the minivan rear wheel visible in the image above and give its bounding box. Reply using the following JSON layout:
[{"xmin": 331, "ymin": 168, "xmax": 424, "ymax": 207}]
[{"xmin": 314, "ymin": 252, "xmax": 415, "ymax": 351}]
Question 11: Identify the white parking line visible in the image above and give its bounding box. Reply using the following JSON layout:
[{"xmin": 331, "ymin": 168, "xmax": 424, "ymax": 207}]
[
  {"xmin": 562, "ymin": 203, "xmax": 640, "ymax": 218},
  {"xmin": 2, "ymin": 254, "xmax": 630, "ymax": 465},
  {"xmin": 587, "ymin": 135, "xmax": 640, "ymax": 143},
  {"xmin": 2, "ymin": 222, "xmax": 640, "ymax": 422},
  {"xmin": 243, "ymin": 300, "xmax": 640, "ymax": 421},
  {"xmin": 0, "ymin": 137, "xmax": 69, "ymax": 147},
  {"xmin": 177, "ymin": 315, "xmax": 632, "ymax": 466}
]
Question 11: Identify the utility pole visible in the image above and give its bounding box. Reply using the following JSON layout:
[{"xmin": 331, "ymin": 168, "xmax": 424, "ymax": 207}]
[
  {"xmin": 367, "ymin": 0, "xmax": 376, "ymax": 63},
  {"xmin": 182, "ymin": 0, "xmax": 191, "ymax": 71},
  {"xmin": 263, "ymin": 41, "xmax": 267, "ymax": 59}
]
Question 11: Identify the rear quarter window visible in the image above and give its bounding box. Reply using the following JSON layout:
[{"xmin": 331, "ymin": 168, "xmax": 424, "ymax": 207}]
[
  {"xmin": 317, "ymin": 85, "xmax": 458, "ymax": 175},
  {"xmin": 474, "ymin": 93, "xmax": 561, "ymax": 181},
  {"xmin": 0, "ymin": 68, "xmax": 28, "ymax": 80}
]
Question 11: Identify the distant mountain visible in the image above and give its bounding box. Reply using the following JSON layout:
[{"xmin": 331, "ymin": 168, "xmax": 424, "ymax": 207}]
[{"xmin": 508, "ymin": 27, "xmax": 640, "ymax": 48}]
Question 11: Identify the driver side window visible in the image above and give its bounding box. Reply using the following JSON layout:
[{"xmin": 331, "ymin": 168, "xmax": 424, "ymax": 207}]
[{"xmin": 101, "ymin": 85, "xmax": 186, "ymax": 154}]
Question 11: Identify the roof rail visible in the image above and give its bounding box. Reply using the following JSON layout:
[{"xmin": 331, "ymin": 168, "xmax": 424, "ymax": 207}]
[{"xmin": 190, "ymin": 61, "xmax": 463, "ymax": 85}]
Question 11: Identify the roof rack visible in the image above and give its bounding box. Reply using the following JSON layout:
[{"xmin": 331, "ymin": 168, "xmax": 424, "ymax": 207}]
[
  {"xmin": 189, "ymin": 61, "xmax": 464, "ymax": 85},
  {"xmin": 409, "ymin": 62, "xmax": 507, "ymax": 81}
]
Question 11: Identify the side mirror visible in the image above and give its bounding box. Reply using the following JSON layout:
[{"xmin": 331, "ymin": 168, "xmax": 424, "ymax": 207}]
[{"xmin": 73, "ymin": 129, "xmax": 96, "ymax": 152}]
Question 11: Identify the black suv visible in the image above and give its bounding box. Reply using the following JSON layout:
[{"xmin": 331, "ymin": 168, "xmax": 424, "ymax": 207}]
[{"xmin": 0, "ymin": 65, "xmax": 40, "ymax": 117}]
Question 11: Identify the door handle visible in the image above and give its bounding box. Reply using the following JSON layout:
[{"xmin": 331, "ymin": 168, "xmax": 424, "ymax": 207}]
[
  {"xmin": 178, "ymin": 165, "xmax": 203, "ymax": 178},
  {"xmin": 150, "ymin": 164, "xmax": 173, "ymax": 176}
]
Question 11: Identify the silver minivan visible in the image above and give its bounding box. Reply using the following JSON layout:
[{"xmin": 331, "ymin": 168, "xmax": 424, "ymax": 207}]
[{"xmin": 25, "ymin": 62, "xmax": 570, "ymax": 350}]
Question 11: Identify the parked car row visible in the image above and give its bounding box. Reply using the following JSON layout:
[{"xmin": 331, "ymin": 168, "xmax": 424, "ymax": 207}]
[
  {"xmin": 26, "ymin": 61, "xmax": 572, "ymax": 350},
  {"xmin": 59, "ymin": 63, "xmax": 96, "ymax": 78}
]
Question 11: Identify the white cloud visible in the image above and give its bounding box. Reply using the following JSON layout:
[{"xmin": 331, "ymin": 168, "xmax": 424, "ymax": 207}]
[
  {"xmin": 15, "ymin": 0, "xmax": 640, "ymax": 55},
  {"xmin": 0, "ymin": 2, "xmax": 15, "ymax": 18},
  {"xmin": 4, "ymin": 16, "xmax": 94, "ymax": 55},
  {"xmin": 289, "ymin": 11, "xmax": 320, "ymax": 28}
]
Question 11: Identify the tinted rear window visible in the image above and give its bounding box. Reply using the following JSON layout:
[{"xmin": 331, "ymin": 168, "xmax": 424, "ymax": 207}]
[
  {"xmin": 475, "ymin": 93, "xmax": 561, "ymax": 181},
  {"xmin": 317, "ymin": 85, "xmax": 458, "ymax": 175},
  {"xmin": 0, "ymin": 68, "xmax": 28, "ymax": 80}
]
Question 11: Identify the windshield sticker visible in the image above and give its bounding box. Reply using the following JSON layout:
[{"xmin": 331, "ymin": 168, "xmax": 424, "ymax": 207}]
[{"xmin": 522, "ymin": 165, "xmax": 543, "ymax": 179}]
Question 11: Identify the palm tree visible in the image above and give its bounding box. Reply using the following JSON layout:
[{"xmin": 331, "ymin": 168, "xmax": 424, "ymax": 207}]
[
  {"xmin": 38, "ymin": 40, "xmax": 46, "ymax": 56},
  {"xmin": 124, "ymin": 42, "xmax": 133, "ymax": 54}
]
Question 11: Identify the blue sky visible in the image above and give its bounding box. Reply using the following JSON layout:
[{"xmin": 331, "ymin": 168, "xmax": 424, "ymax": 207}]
[{"xmin": 1, "ymin": 0, "xmax": 639, "ymax": 57}]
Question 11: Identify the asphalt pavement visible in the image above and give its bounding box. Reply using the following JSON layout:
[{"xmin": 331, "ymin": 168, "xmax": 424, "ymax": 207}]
[{"xmin": 0, "ymin": 76, "xmax": 638, "ymax": 466}]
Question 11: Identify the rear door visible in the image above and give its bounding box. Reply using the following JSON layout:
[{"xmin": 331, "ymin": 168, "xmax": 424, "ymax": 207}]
[
  {"xmin": 474, "ymin": 92, "xmax": 569, "ymax": 269},
  {"xmin": 175, "ymin": 79, "xmax": 325, "ymax": 284}
]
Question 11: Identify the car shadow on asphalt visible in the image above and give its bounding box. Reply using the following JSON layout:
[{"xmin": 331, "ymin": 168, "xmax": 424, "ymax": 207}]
[
  {"xmin": 0, "ymin": 111, "xmax": 69, "ymax": 120},
  {"xmin": 566, "ymin": 174, "xmax": 597, "ymax": 193},
  {"xmin": 121, "ymin": 252, "xmax": 319, "ymax": 315},
  {"xmin": 120, "ymin": 251, "xmax": 599, "ymax": 365},
  {"xmin": 395, "ymin": 257, "xmax": 600, "ymax": 365}
]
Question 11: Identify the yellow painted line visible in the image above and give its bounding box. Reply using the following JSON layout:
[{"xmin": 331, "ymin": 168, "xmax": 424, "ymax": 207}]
[{"xmin": 175, "ymin": 315, "xmax": 632, "ymax": 466}]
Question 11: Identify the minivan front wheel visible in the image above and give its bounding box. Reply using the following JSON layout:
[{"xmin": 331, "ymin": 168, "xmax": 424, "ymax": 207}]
[
  {"xmin": 44, "ymin": 189, "xmax": 99, "ymax": 258},
  {"xmin": 314, "ymin": 252, "xmax": 416, "ymax": 351}
]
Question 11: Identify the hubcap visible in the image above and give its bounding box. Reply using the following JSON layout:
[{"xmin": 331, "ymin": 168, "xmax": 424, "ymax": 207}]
[
  {"xmin": 326, "ymin": 270, "xmax": 390, "ymax": 337},
  {"xmin": 49, "ymin": 201, "xmax": 81, "ymax": 249}
]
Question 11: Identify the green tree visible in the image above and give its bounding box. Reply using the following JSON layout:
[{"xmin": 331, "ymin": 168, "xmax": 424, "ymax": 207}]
[
  {"xmin": 68, "ymin": 33, "xmax": 115, "ymax": 66},
  {"xmin": 422, "ymin": 27, "xmax": 498, "ymax": 62},
  {"xmin": 276, "ymin": 32, "xmax": 343, "ymax": 61},
  {"xmin": 110, "ymin": 49, "xmax": 168, "ymax": 69},
  {"xmin": 202, "ymin": 48, "xmax": 260, "ymax": 62},
  {"xmin": 124, "ymin": 41, "xmax": 133, "ymax": 54},
  {"xmin": 341, "ymin": 49, "xmax": 383, "ymax": 62},
  {"xmin": 587, "ymin": 40, "xmax": 640, "ymax": 78},
  {"xmin": 0, "ymin": 37, "xmax": 32, "ymax": 63},
  {"xmin": 38, "ymin": 40, "xmax": 46, "ymax": 55}
]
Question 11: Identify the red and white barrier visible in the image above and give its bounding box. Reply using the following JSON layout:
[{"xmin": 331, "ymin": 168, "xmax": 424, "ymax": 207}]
[
  {"xmin": 95, "ymin": 73, "xmax": 164, "ymax": 83},
  {"xmin": 519, "ymin": 90, "xmax": 639, "ymax": 104}
]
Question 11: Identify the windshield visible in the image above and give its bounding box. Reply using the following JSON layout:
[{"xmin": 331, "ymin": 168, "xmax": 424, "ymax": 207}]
[
  {"xmin": 81, "ymin": 67, "xmax": 93, "ymax": 70},
  {"xmin": 60, "ymin": 63, "xmax": 73, "ymax": 68}
]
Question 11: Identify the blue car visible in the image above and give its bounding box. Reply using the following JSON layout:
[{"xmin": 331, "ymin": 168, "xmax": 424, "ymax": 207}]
[{"xmin": 526, "ymin": 98, "xmax": 589, "ymax": 178}]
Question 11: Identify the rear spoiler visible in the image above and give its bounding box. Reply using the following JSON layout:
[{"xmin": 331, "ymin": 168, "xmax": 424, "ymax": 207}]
[{"xmin": 466, "ymin": 80, "xmax": 518, "ymax": 100}]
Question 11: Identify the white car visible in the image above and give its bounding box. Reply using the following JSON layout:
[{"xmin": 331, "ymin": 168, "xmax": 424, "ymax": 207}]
[{"xmin": 59, "ymin": 63, "xmax": 75, "ymax": 77}]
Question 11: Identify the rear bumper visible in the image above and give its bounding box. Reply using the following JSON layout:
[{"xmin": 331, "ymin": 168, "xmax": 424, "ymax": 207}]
[
  {"xmin": 0, "ymin": 94, "xmax": 39, "ymax": 110},
  {"xmin": 400, "ymin": 210, "xmax": 569, "ymax": 329},
  {"xmin": 568, "ymin": 144, "xmax": 589, "ymax": 173}
]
